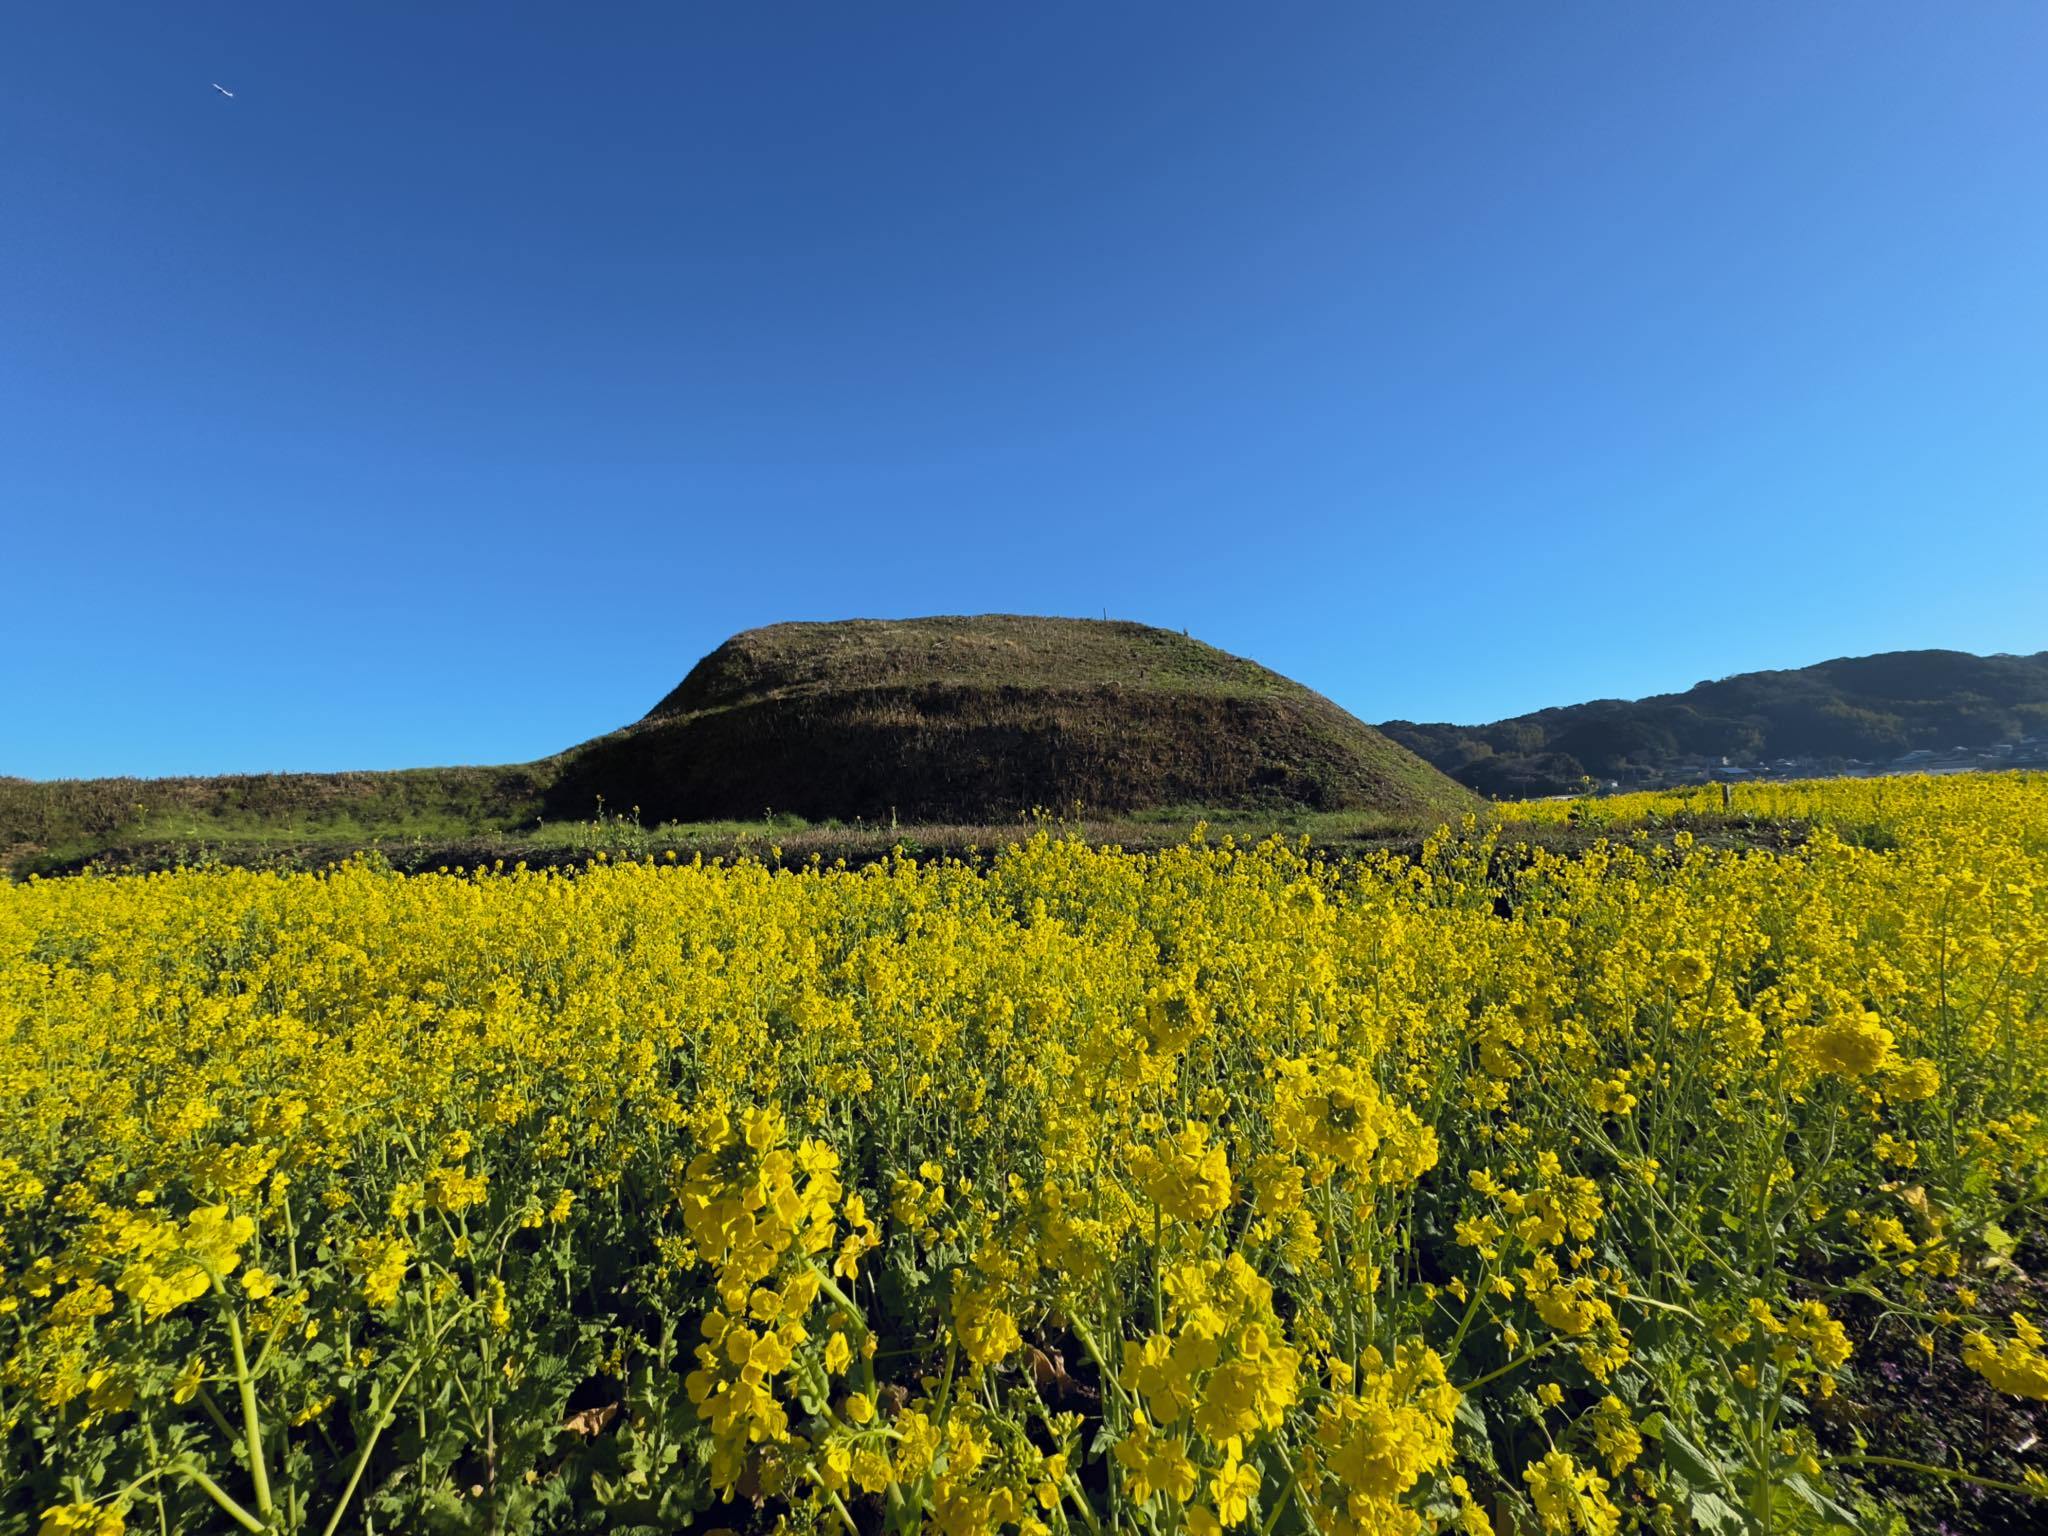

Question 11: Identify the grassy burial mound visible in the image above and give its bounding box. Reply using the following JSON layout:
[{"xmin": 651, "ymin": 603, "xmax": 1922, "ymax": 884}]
[
  {"xmin": 546, "ymin": 615, "xmax": 1476, "ymax": 824},
  {"xmin": 1, "ymin": 617, "xmax": 1472, "ymax": 874}
]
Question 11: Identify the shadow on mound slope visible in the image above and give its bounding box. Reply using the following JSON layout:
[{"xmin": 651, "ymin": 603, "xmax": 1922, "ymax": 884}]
[{"xmin": 547, "ymin": 616, "xmax": 1476, "ymax": 825}]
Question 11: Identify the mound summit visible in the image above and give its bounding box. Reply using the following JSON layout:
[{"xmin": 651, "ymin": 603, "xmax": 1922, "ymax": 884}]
[{"xmin": 548, "ymin": 616, "xmax": 1474, "ymax": 824}]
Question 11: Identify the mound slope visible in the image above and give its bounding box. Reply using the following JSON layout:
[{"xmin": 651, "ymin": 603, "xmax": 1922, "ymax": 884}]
[{"xmin": 547, "ymin": 616, "xmax": 1475, "ymax": 824}]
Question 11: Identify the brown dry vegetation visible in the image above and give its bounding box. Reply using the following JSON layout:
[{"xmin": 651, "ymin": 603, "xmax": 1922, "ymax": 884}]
[{"xmin": 549, "ymin": 616, "xmax": 1474, "ymax": 824}]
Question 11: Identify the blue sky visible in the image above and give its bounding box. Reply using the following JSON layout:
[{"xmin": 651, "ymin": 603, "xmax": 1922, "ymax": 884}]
[{"xmin": 5, "ymin": 2, "xmax": 2045, "ymax": 779}]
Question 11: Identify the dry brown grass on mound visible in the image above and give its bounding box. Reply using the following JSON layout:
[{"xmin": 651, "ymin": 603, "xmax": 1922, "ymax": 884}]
[{"xmin": 552, "ymin": 616, "xmax": 1474, "ymax": 825}]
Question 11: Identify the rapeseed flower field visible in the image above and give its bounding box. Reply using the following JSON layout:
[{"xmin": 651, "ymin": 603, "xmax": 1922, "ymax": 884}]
[{"xmin": 4, "ymin": 775, "xmax": 2045, "ymax": 1534}]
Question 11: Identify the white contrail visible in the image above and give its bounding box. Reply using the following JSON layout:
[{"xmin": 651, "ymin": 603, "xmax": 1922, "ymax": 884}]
[{"xmin": 212, "ymin": 83, "xmax": 235, "ymax": 99}]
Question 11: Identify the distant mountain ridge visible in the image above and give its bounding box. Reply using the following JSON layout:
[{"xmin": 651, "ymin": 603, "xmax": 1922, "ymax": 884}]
[{"xmin": 1381, "ymin": 649, "xmax": 2048, "ymax": 798}]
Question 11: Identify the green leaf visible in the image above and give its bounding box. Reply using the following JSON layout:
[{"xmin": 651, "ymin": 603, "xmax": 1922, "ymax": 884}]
[
  {"xmin": 1454, "ymin": 1394, "xmax": 1488, "ymax": 1438},
  {"xmin": 1782, "ymin": 1471, "xmax": 1862, "ymax": 1530},
  {"xmin": 1687, "ymin": 1490, "xmax": 1755, "ymax": 1535},
  {"xmin": 1660, "ymin": 1421, "xmax": 1733, "ymax": 1496}
]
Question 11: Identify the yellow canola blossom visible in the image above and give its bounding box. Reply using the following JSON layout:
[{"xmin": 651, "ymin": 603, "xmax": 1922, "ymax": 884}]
[
  {"xmin": 0, "ymin": 772, "xmax": 2044, "ymax": 1532},
  {"xmin": 1962, "ymin": 1313, "xmax": 2048, "ymax": 1400},
  {"xmin": 1126, "ymin": 1121, "xmax": 1234, "ymax": 1222}
]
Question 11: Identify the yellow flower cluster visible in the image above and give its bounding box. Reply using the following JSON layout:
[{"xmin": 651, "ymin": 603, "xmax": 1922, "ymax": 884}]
[
  {"xmin": 0, "ymin": 772, "xmax": 2042, "ymax": 1534},
  {"xmin": 1962, "ymin": 1313, "xmax": 2048, "ymax": 1400},
  {"xmin": 1123, "ymin": 1253, "xmax": 1299, "ymax": 1446},
  {"xmin": 1273, "ymin": 1055, "xmax": 1440, "ymax": 1185},
  {"xmin": 1522, "ymin": 1448, "xmax": 1620, "ymax": 1535},
  {"xmin": 1791, "ymin": 1010, "xmax": 1897, "ymax": 1079},
  {"xmin": 1308, "ymin": 1343, "xmax": 1468, "ymax": 1532},
  {"xmin": 679, "ymin": 1104, "xmax": 873, "ymax": 1491},
  {"xmin": 35, "ymin": 1503, "xmax": 125, "ymax": 1536},
  {"xmin": 1126, "ymin": 1122, "xmax": 1234, "ymax": 1223}
]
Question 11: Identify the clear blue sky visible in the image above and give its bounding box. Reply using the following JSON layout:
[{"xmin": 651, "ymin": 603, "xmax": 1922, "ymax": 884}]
[{"xmin": 5, "ymin": 3, "xmax": 2045, "ymax": 779}]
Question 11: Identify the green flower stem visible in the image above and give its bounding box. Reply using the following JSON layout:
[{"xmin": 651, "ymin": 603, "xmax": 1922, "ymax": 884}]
[
  {"xmin": 321, "ymin": 1300, "xmax": 477, "ymax": 1536},
  {"xmin": 1062, "ymin": 1474, "xmax": 1108, "ymax": 1536},
  {"xmin": 932, "ymin": 1333, "xmax": 961, "ymax": 1424},
  {"xmin": 811, "ymin": 1266, "xmax": 871, "ymax": 1335},
  {"xmin": 816, "ymin": 1476, "xmax": 861, "ymax": 1536},
  {"xmin": 250, "ymin": 1307, "xmax": 293, "ymax": 1381},
  {"xmin": 1267, "ymin": 1442, "xmax": 1322, "ymax": 1536},
  {"xmin": 1442, "ymin": 1267, "xmax": 1492, "ymax": 1358},
  {"xmin": 1152, "ymin": 1198, "xmax": 1165, "ymax": 1334},
  {"xmin": 1825, "ymin": 1454, "xmax": 2048, "ymax": 1501},
  {"xmin": 1456, "ymin": 1345, "xmax": 1547, "ymax": 1395},
  {"xmin": 175, "ymin": 1459, "xmax": 270, "ymax": 1534},
  {"xmin": 1257, "ymin": 1454, "xmax": 1302, "ymax": 1536},
  {"xmin": 1619, "ymin": 1292, "xmax": 1705, "ymax": 1326},
  {"xmin": 220, "ymin": 1288, "xmax": 275, "ymax": 1519},
  {"xmin": 193, "ymin": 1385, "xmax": 239, "ymax": 1442},
  {"xmin": 136, "ymin": 1421, "xmax": 173, "ymax": 1536}
]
